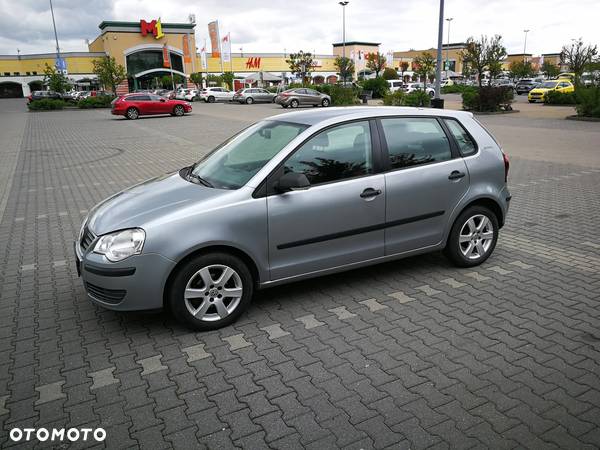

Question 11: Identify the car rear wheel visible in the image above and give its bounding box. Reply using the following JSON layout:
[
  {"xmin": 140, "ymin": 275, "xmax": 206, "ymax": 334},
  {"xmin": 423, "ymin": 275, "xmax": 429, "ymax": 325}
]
[
  {"xmin": 173, "ymin": 105, "xmax": 185, "ymax": 116},
  {"xmin": 245, "ymin": 97, "xmax": 254, "ymax": 104},
  {"xmin": 126, "ymin": 107, "xmax": 139, "ymax": 120},
  {"xmin": 208, "ymin": 96, "xmax": 215, "ymax": 103},
  {"xmin": 444, "ymin": 206, "xmax": 499, "ymax": 267},
  {"xmin": 168, "ymin": 252, "xmax": 253, "ymax": 331},
  {"xmin": 321, "ymin": 98, "xmax": 330, "ymax": 107},
  {"xmin": 290, "ymin": 99, "xmax": 299, "ymax": 108}
]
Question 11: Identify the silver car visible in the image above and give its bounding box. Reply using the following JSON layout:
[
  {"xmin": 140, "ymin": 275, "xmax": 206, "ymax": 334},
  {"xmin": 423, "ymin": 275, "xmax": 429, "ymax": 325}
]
[
  {"xmin": 233, "ymin": 88, "xmax": 276, "ymax": 104},
  {"xmin": 275, "ymin": 88, "xmax": 331, "ymax": 108},
  {"xmin": 75, "ymin": 107, "xmax": 510, "ymax": 330}
]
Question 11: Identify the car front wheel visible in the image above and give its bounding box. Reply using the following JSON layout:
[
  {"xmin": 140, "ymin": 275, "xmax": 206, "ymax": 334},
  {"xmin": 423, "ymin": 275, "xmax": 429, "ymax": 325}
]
[
  {"xmin": 444, "ymin": 206, "xmax": 499, "ymax": 267},
  {"xmin": 173, "ymin": 105, "xmax": 185, "ymax": 116},
  {"xmin": 168, "ymin": 252, "xmax": 253, "ymax": 331},
  {"xmin": 321, "ymin": 98, "xmax": 330, "ymax": 107}
]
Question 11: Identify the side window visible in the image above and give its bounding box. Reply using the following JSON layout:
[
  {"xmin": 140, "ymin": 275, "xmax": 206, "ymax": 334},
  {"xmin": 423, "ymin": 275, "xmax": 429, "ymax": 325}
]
[
  {"xmin": 443, "ymin": 119, "xmax": 477, "ymax": 156},
  {"xmin": 381, "ymin": 118, "xmax": 452, "ymax": 169},
  {"xmin": 296, "ymin": 89, "xmax": 307, "ymax": 94},
  {"xmin": 284, "ymin": 121, "xmax": 373, "ymax": 185}
]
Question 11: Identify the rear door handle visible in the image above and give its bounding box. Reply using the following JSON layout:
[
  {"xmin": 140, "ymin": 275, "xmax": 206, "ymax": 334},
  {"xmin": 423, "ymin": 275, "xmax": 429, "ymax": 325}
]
[
  {"xmin": 448, "ymin": 170, "xmax": 466, "ymax": 180},
  {"xmin": 360, "ymin": 188, "xmax": 382, "ymax": 199}
]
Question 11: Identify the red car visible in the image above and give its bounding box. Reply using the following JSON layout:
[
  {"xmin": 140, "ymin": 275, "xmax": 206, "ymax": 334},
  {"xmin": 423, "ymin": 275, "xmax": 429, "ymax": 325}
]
[{"xmin": 111, "ymin": 93, "xmax": 192, "ymax": 119}]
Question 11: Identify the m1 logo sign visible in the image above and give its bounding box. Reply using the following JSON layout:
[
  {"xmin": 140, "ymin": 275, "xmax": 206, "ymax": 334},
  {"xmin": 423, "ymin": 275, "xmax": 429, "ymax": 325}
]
[
  {"xmin": 140, "ymin": 19, "xmax": 164, "ymax": 39},
  {"xmin": 245, "ymin": 57, "xmax": 261, "ymax": 69}
]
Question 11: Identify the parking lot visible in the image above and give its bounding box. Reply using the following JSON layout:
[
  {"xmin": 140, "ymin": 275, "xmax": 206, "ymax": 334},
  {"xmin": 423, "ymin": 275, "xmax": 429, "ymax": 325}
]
[{"xmin": 1, "ymin": 98, "xmax": 599, "ymax": 448}]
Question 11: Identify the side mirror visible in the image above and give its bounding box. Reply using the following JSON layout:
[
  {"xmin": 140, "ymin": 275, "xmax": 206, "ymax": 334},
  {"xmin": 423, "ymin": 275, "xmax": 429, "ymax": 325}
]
[{"xmin": 276, "ymin": 171, "xmax": 310, "ymax": 192}]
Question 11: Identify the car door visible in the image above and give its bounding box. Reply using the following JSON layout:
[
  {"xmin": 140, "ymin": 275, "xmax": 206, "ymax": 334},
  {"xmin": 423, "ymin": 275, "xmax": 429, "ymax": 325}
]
[
  {"xmin": 256, "ymin": 89, "xmax": 269, "ymax": 102},
  {"xmin": 306, "ymin": 89, "xmax": 321, "ymax": 105},
  {"xmin": 378, "ymin": 116, "xmax": 470, "ymax": 255},
  {"xmin": 147, "ymin": 94, "xmax": 167, "ymax": 114},
  {"xmin": 266, "ymin": 120, "xmax": 385, "ymax": 280},
  {"xmin": 295, "ymin": 89, "xmax": 309, "ymax": 105}
]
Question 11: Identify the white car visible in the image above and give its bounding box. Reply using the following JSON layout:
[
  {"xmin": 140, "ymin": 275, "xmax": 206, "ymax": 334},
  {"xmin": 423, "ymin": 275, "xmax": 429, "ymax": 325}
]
[
  {"xmin": 403, "ymin": 83, "xmax": 435, "ymax": 97},
  {"xmin": 175, "ymin": 89, "xmax": 191, "ymax": 100},
  {"xmin": 199, "ymin": 87, "xmax": 235, "ymax": 103},
  {"xmin": 386, "ymin": 80, "xmax": 405, "ymax": 93},
  {"xmin": 184, "ymin": 89, "xmax": 199, "ymax": 101}
]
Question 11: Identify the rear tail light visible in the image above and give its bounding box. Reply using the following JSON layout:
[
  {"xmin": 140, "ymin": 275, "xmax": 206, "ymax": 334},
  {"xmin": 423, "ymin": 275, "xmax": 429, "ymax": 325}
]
[{"xmin": 502, "ymin": 152, "xmax": 510, "ymax": 182}]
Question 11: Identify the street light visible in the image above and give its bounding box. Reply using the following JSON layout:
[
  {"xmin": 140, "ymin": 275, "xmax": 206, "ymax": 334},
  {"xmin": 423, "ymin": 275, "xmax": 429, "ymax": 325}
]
[
  {"xmin": 433, "ymin": 0, "xmax": 444, "ymax": 107},
  {"xmin": 523, "ymin": 29, "xmax": 530, "ymax": 62},
  {"xmin": 49, "ymin": 0, "xmax": 62, "ymax": 69},
  {"xmin": 445, "ymin": 17, "xmax": 453, "ymax": 76},
  {"xmin": 339, "ymin": 1, "xmax": 349, "ymax": 84}
]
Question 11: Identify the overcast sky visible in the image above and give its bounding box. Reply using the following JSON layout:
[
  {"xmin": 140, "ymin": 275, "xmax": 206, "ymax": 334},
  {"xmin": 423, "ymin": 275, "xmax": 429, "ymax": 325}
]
[{"xmin": 1, "ymin": 0, "xmax": 598, "ymax": 56}]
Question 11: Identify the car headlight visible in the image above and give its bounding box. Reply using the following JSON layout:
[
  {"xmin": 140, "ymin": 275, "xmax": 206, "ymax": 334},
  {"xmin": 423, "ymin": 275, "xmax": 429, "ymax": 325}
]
[{"xmin": 93, "ymin": 228, "xmax": 145, "ymax": 262}]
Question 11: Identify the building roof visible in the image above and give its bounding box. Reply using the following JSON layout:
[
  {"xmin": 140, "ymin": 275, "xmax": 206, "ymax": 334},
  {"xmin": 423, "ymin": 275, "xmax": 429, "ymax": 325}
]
[
  {"xmin": 332, "ymin": 41, "xmax": 380, "ymax": 47},
  {"xmin": 98, "ymin": 21, "xmax": 195, "ymax": 30}
]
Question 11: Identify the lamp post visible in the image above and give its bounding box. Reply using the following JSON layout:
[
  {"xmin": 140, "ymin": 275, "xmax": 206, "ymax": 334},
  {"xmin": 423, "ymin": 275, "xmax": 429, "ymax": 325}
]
[
  {"xmin": 339, "ymin": 1, "xmax": 349, "ymax": 84},
  {"xmin": 445, "ymin": 17, "xmax": 453, "ymax": 76},
  {"xmin": 49, "ymin": 0, "xmax": 61, "ymax": 69},
  {"xmin": 433, "ymin": 0, "xmax": 444, "ymax": 107},
  {"xmin": 523, "ymin": 29, "xmax": 530, "ymax": 62}
]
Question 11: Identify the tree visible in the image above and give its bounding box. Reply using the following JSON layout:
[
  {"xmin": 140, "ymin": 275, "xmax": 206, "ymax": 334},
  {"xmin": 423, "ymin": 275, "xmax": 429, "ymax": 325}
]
[
  {"xmin": 190, "ymin": 72, "xmax": 204, "ymax": 89},
  {"xmin": 92, "ymin": 56, "xmax": 126, "ymax": 94},
  {"xmin": 541, "ymin": 60, "xmax": 560, "ymax": 78},
  {"xmin": 366, "ymin": 52, "xmax": 386, "ymax": 78},
  {"xmin": 222, "ymin": 72, "xmax": 234, "ymax": 90},
  {"xmin": 382, "ymin": 67, "xmax": 399, "ymax": 80},
  {"xmin": 561, "ymin": 39, "xmax": 598, "ymax": 84},
  {"xmin": 413, "ymin": 52, "xmax": 436, "ymax": 90},
  {"xmin": 334, "ymin": 56, "xmax": 355, "ymax": 83},
  {"xmin": 508, "ymin": 61, "xmax": 534, "ymax": 80},
  {"xmin": 43, "ymin": 63, "xmax": 69, "ymax": 93},
  {"xmin": 286, "ymin": 51, "xmax": 314, "ymax": 84},
  {"xmin": 399, "ymin": 61, "xmax": 409, "ymax": 81},
  {"xmin": 461, "ymin": 35, "xmax": 506, "ymax": 88}
]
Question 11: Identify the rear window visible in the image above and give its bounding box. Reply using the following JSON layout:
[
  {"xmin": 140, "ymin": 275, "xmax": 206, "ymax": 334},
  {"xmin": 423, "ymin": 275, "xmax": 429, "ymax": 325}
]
[{"xmin": 443, "ymin": 119, "xmax": 477, "ymax": 156}]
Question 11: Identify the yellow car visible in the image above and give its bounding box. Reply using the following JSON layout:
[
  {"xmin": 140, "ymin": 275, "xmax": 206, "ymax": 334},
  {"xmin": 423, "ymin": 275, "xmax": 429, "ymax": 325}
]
[{"xmin": 528, "ymin": 80, "xmax": 574, "ymax": 103}]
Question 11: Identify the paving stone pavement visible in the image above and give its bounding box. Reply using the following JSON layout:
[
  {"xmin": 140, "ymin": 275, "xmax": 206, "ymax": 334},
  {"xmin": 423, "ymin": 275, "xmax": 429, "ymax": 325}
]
[{"xmin": 0, "ymin": 99, "xmax": 599, "ymax": 449}]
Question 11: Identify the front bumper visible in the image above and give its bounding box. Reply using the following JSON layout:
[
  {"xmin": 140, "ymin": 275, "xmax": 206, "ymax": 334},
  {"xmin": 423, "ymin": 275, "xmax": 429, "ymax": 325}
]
[{"xmin": 75, "ymin": 241, "xmax": 176, "ymax": 311}]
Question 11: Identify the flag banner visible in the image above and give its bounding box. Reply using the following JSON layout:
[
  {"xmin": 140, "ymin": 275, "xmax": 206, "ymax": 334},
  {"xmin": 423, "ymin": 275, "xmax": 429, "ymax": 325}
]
[
  {"xmin": 222, "ymin": 33, "xmax": 231, "ymax": 63},
  {"xmin": 200, "ymin": 45, "xmax": 208, "ymax": 69},
  {"xmin": 208, "ymin": 21, "xmax": 220, "ymax": 58},
  {"xmin": 162, "ymin": 44, "xmax": 170, "ymax": 68},
  {"xmin": 183, "ymin": 35, "xmax": 192, "ymax": 63}
]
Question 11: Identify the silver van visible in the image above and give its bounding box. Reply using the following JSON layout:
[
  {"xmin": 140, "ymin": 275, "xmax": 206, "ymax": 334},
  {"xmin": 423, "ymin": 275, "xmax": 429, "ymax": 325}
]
[{"xmin": 75, "ymin": 107, "xmax": 511, "ymax": 330}]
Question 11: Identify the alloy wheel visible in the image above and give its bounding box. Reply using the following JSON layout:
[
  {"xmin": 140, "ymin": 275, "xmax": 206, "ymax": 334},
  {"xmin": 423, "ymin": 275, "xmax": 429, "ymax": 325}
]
[
  {"xmin": 183, "ymin": 264, "xmax": 243, "ymax": 322},
  {"xmin": 458, "ymin": 214, "xmax": 494, "ymax": 260},
  {"xmin": 127, "ymin": 108, "xmax": 138, "ymax": 119},
  {"xmin": 174, "ymin": 105, "xmax": 184, "ymax": 116}
]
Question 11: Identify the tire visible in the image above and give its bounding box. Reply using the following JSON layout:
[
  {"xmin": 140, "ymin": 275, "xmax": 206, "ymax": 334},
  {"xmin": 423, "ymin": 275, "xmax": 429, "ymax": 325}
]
[
  {"xmin": 444, "ymin": 206, "xmax": 499, "ymax": 268},
  {"xmin": 168, "ymin": 252, "xmax": 254, "ymax": 331},
  {"xmin": 208, "ymin": 96, "xmax": 215, "ymax": 103},
  {"xmin": 245, "ymin": 97, "xmax": 254, "ymax": 104},
  {"xmin": 173, "ymin": 105, "xmax": 185, "ymax": 117},
  {"xmin": 290, "ymin": 99, "xmax": 299, "ymax": 108},
  {"xmin": 321, "ymin": 98, "xmax": 330, "ymax": 107},
  {"xmin": 126, "ymin": 107, "xmax": 139, "ymax": 120},
  {"xmin": 429, "ymin": 91, "xmax": 435, "ymax": 98}
]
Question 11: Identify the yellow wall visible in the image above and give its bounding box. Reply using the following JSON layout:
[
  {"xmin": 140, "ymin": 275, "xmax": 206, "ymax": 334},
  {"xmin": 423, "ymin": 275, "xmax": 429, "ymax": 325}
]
[
  {"xmin": 199, "ymin": 55, "xmax": 337, "ymax": 74},
  {"xmin": 0, "ymin": 55, "xmax": 97, "ymax": 75},
  {"xmin": 394, "ymin": 47, "xmax": 465, "ymax": 73}
]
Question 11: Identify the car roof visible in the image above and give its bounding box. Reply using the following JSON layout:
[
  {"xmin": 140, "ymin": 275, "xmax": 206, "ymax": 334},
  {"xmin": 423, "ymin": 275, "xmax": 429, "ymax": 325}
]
[{"xmin": 271, "ymin": 106, "xmax": 474, "ymax": 126}]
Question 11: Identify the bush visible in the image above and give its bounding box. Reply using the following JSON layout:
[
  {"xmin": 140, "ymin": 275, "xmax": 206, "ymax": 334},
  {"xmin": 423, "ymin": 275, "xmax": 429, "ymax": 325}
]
[
  {"xmin": 544, "ymin": 90, "xmax": 577, "ymax": 105},
  {"xmin": 442, "ymin": 84, "xmax": 475, "ymax": 94},
  {"xmin": 462, "ymin": 86, "xmax": 513, "ymax": 112},
  {"xmin": 360, "ymin": 77, "xmax": 389, "ymax": 98},
  {"xmin": 382, "ymin": 90, "xmax": 405, "ymax": 106},
  {"xmin": 28, "ymin": 99, "xmax": 66, "ymax": 110},
  {"xmin": 382, "ymin": 67, "xmax": 399, "ymax": 80},
  {"xmin": 575, "ymin": 86, "xmax": 600, "ymax": 117},
  {"xmin": 78, "ymin": 96, "xmax": 114, "ymax": 108},
  {"xmin": 404, "ymin": 90, "xmax": 431, "ymax": 107},
  {"xmin": 314, "ymin": 84, "xmax": 360, "ymax": 105}
]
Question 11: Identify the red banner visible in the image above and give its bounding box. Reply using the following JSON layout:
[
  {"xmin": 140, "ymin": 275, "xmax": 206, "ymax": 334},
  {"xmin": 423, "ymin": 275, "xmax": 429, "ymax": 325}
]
[
  {"xmin": 162, "ymin": 45, "xmax": 170, "ymax": 68},
  {"xmin": 208, "ymin": 21, "xmax": 220, "ymax": 58},
  {"xmin": 183, "ymin": 35, "xmax": 191, "ymax": 63}
]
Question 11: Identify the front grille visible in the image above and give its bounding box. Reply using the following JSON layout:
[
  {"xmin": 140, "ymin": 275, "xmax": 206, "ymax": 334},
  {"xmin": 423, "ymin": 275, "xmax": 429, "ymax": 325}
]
[
  {"xmin": 85, "ymin": 282, "xmax": 126, "ymax": 304},
  {"xmin": 80, "ymin": 226, "xmax": 95, "ymax": 251}
]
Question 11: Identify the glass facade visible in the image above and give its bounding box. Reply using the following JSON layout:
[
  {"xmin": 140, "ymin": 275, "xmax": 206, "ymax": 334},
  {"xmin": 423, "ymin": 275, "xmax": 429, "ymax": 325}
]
[{"xmin": 126, "ymin": 50, "xmax": 184, "ymax": 75}]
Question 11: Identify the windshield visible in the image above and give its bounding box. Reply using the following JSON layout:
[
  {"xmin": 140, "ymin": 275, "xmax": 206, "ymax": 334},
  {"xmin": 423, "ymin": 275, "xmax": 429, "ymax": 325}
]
[
  {"xmin": 540, "ymin": 81, "xmax": 558, "ymax": 88},
  {"xmin": 190, "ymin": 120, "xmax": 309, "ymax": 189}
]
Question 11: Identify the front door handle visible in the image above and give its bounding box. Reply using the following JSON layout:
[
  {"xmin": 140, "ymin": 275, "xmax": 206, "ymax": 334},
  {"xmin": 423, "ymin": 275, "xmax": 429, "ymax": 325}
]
[
  {"xmin": 360, "ymin": 188, "xmax": 382, "ymax": 199},
  {"xmin": 448, "ymin": 170, "xmax": 466, "ymax": 180}
]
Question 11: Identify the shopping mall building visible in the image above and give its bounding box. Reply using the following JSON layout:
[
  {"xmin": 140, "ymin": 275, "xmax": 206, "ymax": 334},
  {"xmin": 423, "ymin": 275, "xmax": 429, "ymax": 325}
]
[{"xmin": 0, "ymin": 19, "xmax": 383, "ymax": 98}]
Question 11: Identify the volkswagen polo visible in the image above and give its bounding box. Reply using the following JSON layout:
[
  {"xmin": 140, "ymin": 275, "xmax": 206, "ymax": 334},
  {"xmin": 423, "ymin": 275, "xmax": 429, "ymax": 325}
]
[{"xmin": 75, "ymin": 107, "xmax": 511, "ymax": 330}]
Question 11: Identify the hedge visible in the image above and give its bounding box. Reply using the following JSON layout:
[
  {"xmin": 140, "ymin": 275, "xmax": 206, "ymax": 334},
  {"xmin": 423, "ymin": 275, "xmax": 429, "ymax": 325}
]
[
  {"xmin": 78, "ymin": 96, "xmax": 114, "ymax": 108},
  {"xmin": 28, "ymin": 99, "xmax": 66, "ymax": 110}
]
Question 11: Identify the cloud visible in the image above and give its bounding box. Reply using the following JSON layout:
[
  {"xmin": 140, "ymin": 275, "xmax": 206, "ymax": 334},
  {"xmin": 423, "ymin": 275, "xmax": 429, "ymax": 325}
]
[{"xmin": 1, "ymin": 0, "xmax": 598, "ymax": 56}]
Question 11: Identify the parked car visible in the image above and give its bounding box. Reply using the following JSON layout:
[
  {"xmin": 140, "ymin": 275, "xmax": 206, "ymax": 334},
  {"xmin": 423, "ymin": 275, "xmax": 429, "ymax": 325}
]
[
  {"xmin": 199, "ymin": 87, "xmax": 235, "ymax": 103},
  {"xmin": 233, "ymin": 88, "xmax": 277, "ymax": 104},
  {"xmin": 184, "ymin": 89, "xmax": 200, "ymax": 101},
  {"xmin": 528, "ymin": 80, "xmax": 574, "ymax": 103},
  {"xmin": 175, "ymin": 89, "xmax": 190, "ymax": 100},
  {"xmin": 27, "ymin": 90, "xmax": 62, "ymax": 103},
  {"xmin": 274, "ymin": 88, "xmax": 331, "ymax": 108},
  {"xmin": 75, "ymin": 107, "xmax": 510, "ymax": 330},
  {"xmin": 111, "ymin": 93, "xmax": 192, "ymax": 119},
  {"xmin": 492, "ymin": 79, "xmax": 515, "ymax": 89},
  {"xmin": 403, "ymin": 83, "xmax": 435, "ymax": 98},
  {"xmin": 387, "ymin": 80, "xmax": 405, "ymax": 93},
  {"xmin": 515, "ymin": 79, "xmax": 537, "ymax": 95}
]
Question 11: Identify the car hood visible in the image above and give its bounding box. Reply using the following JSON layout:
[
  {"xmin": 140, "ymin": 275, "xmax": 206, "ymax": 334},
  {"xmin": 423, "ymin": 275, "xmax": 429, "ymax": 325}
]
[
  {"xmin": 87, "ymin": 171, "xmax": 228, "ymax": 235},
  {"xmin": 530, "ymin": 88, "xmax": 550, "ymax": 93}
]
